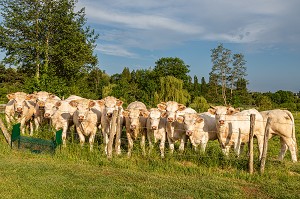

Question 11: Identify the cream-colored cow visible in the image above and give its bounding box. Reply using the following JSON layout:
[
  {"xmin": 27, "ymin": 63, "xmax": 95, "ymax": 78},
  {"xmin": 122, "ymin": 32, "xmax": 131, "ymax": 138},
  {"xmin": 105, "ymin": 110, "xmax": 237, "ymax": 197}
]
[
  {"xmin": 98, "ymin": 96, "xmax": 124, "ymax": 155},
  {"xmin": 260, "ymin": 109, "xmax": 297, "ymax": 162},
  {"xmin": 69, "ymin": 98, "xmax": 101, "ymax": 151},
  {"xmin": 43, "ymin": 95, "xmax": 83, "ymax": 146},
  {"xmin": 157, "ymin": 101, "xmax": 196, "ymax": 154},
  {"xmin": 180, "ymin": 112, "xmax": 217, "ymax": 152},
  {"xmin": 123, "ymin": 101, "xmax": 149, "ymax": 157},
  {"xmin": 146, "ymin": 108, "xmax": 167, "ymax": 158},
  {"xmin": 5, "ymin": 92, "xmax": 36, "ymax": 135},
  {"xmin": 214, "ymin": 108, "xmax": 265, "ymax": 158},
  {"xmin": 33, "ymin": 91, "xmax": 61, "ymax": 131}
]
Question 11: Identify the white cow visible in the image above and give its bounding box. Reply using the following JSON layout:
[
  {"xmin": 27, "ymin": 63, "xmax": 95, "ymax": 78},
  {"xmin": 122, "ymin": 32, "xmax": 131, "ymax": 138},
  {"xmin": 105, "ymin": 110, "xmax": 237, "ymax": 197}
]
[
  {"xmin": 69, "ymin": 98, "xmax": 101, "ymax": 151},
  {"xmin": 98, "ymin": 96, "xmax": 124, "ymax": 155},
  {"xmin": 33, "ymin": 91, "xmax": 61, "ymax": 131},
  {"xmin": 122, "ymin": 101, "xmax": 149, "ymax": 157},
  {"xmin": 214, "ymin": 108, "xmax": 265, "ymax": 158},
  {"xmin": 146, "ymin": 108, "xmax": 167, "ymax": 158},
  {"xmin": 260, "ymin": 109, "xmax": 297, "ymax": 162},
  {"xmin": 157, "ymin": 101, "xmax": 196, "ymax": 154},
  {"xmin": 5, "ymin": 92, "xmax": 36, "ymax": 135},
  {"xmin": 180, "ymin": 112, "xmax": 217, "ymax": 152},
  {"xmin": 43, "ymin": 95, "xmax": 83, "ymax": 146}
]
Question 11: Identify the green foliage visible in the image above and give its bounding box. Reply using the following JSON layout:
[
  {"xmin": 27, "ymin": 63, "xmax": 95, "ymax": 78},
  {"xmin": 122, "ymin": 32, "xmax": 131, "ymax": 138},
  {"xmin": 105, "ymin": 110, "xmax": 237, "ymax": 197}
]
[{"xmin": 189, "ymin": 96, "xmax": 210, "ymax": 112}]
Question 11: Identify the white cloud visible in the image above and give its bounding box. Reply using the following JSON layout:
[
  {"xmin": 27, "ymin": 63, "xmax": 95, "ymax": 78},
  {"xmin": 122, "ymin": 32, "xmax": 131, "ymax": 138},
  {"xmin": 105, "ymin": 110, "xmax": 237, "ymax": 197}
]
[{"xmin": 96, "ymin": 44, "xmax": 137, "ymax": 58}]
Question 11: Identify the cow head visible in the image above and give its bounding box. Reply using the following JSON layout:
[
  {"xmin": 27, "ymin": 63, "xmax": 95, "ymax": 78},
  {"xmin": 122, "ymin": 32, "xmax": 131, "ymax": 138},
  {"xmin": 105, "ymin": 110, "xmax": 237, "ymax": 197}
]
[
  {"xmin": 157, "ymin": 101, "xmax": 186, "ymax": 123},
  {"xmin": 148, "ymin": 108, "xmax": 163, "ymax": 130},
  {"xmin": 208, "ymin": 105, "xmax": 239, "ymax": 126},
  {"xmin": 7, "ymin": 92, "xmax": 32, "ymax": 114},
  {"xmin": 70, "ymin": 99, "xmax": 95, "ymax": 122},
  {"xmin": 44, "ymin": 99, "xmax": 61, "ymax": 118},
  {"xmin": 182, "ymin": 113, "xmax": 204, "ymax": 136},
  {"xmin": 98, "ymin": 96, "xmax": 123, "ymax": 120}
]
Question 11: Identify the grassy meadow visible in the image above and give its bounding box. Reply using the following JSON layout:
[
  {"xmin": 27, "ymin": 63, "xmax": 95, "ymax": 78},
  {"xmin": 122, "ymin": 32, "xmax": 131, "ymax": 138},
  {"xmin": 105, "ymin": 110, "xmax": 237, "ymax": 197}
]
[{"xmin": 0, "ymin": 113, "xmax": 300, "ymax": 199}]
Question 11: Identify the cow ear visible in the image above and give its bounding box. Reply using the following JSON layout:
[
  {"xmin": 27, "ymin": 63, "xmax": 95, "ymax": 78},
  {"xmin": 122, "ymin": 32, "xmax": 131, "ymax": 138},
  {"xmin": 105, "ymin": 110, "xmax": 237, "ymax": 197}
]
[
  {"xmin": 235, "ymin": 108, "xmax": 241, "ymax": 112},
  {"xmin": 116, "ymin": 99, "xmax": 123, "ymax": 107},
  {"xmin": 196, "ymin": 116, "xmax": 204, "ymax": 123},
  {"xmin": 49, "ymin": 94, "xmax": 56, "ymax": 99},
  {"xmin": 141, "ymin": 110, "xmax": 149, "ymax": 117},
  {"xmin": 55, "ymin": 101, "xmax": 62, "ymax": 107},
  {"xmin": 178, "ymin": 104, "xmax": 186, "ymax": 111},
  {"xmin": 176, "ymin": 116, "xmax": 184, "ymax": 123},
  {"xmin": 89, "ymin": 100, "xmax": 96, "ymax": 108},
  {"xmin": 7, "ymin": 93, "xmax": 15, "ymax": 100},
  {"xmin": 161, "ymin": 111, "xmax": 167, "ymax": 118},
  {"xmin": 69, "ymin": 100, "xmax": 78, "ymax": 107},
  {"xmin": 122, "ymin": 110, "xmax": 129, "ymax": 117},
  {"xmin": 26, "ymin": 94, "xmax": 34, "ymax": 100},
  {"xmin": 208, "ymin": 108, "xmax": 216, "ymax": 115},
  {"xmin": 157, "ymin": 103, "xmax": 166, "ymax": 111},
  {"xmin": 97, "ymin": 99, "xmax": 105, "ymax": 106}
]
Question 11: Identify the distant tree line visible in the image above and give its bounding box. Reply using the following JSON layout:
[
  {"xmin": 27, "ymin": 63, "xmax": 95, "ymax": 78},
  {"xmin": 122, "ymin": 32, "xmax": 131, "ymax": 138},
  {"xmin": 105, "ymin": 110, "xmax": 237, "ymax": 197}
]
[{"xmin": 0, "ymin": 0, "xmax": 299, "ymax": 111}]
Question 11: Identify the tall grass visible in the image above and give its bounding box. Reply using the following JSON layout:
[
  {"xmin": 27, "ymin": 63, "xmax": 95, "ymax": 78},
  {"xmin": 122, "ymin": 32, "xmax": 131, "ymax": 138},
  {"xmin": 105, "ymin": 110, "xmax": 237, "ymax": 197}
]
[{"xmin": 0, "ymin": 112, "xmax": 300, "ymax": 198}]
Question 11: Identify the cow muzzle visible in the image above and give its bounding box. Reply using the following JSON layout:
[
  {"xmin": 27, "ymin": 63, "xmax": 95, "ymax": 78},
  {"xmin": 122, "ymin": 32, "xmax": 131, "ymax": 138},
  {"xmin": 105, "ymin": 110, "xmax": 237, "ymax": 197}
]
[
  {"xmin": 16, "ymin": 107, "xmax": 23, "ymax": 113},
  {"xmin": 106, "ymin": 113, "xmax": 112, "ymax": 118},
  {"xmin": 167, "ymin": 117, "xmax": 174, "ymax": 123},
  {"xmin": 44, "ymin": 113, "xmax": 51, "ymax": 118},
  {"xmin": 130, "ymin": 125, "xmax": 136, "ymax": 130},
  {"xmin": 219, "ymin": 120, "xmax": 225, "ymax": 125},
  {"xmin": 151, "ymin": 126, "xmax": 157, "ymax": 130},
  {"xmin": 78, "ymin": 115, "xmax": 85, "ymax": 122},
  {"xmin": 186, "ymin": 130, "xmax": 193, "ymax": 136}
]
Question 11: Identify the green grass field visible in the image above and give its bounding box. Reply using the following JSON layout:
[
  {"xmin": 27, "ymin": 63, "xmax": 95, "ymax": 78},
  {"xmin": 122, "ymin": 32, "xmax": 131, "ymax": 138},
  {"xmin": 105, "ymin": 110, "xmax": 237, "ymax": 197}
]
[{"xmin": 0, "ymin": 113, "xmax": 300, "ymax": 199}]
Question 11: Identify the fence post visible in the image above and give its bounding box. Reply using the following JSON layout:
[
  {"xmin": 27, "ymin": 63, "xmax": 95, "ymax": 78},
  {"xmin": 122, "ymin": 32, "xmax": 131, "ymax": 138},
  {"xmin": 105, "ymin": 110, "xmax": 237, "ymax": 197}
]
[
  {"xmin": 248, "ymin": 114, "xmax": 255, "ymax": 174},
  {"xmin": 260, "ymin": 117, "xmax": 272, "ymax": 174},
  {"xmin": 0, "ymin": 118, "xmax": 16, "ymax": 147},
  {"xmin": 114, "ymin": 107, "xmax": 122, "ymax": 154},
  {"xmin": 107, "ymin": 109, "xmax": 118, "ymax": 159}
]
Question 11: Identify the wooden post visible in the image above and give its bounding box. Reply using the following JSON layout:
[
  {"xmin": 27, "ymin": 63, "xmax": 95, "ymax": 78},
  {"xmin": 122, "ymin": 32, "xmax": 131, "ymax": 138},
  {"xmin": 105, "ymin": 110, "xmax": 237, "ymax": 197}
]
[
  {"xmin": 248, "ymin": 114, "xmax": 255, "ymax": 174},
  {"xmin": 0, "ymin": 118, "xmax": 16, "ymax": 147},
  {"xmin": 115, "ymin": 107, "xmax": 122, "ymax": 154},
  {"xmin": 107, "ymin": 109, "xmax": 118, "ymax": 159},
  {"xmin": 260, "ymin": 117, "xmax": 272, "ymax": 174}
]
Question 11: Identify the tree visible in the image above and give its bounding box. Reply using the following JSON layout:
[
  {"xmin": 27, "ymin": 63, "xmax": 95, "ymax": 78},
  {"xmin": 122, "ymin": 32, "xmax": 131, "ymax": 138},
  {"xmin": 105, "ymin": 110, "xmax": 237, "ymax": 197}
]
[
  {"xmin": 0, "ymin": 0, "xmax": 98, "ymax": 91},
  {"xmin": 157, "ymin": 76, "xmax": 190, "ymax": 104},
  {"xmin": 209, "ymin": 44, "xmax": 232, "ymax": 105},
  {"xmin": 229, "ymin": 53, "xmax": 247, "ymax": 100},
  {"xmin": 153, "ymin": 57, "xmax": 190, "ymax": 85}
]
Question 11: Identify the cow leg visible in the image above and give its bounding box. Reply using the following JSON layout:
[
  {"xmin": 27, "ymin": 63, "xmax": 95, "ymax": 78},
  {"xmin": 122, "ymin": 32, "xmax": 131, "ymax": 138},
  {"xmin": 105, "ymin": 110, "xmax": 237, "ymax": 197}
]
[
  {"xmin": 29, "ymin": 120, "xmax": 34, "ymax": 136},
  {"xmin": 89, "ymin": 129, "xmax": 97, "ymax": 151},
  {"xmin": 34, "ymin": 117, "xmax": 40, "ymax": 132},
  {"xmin": 102, "ymin": 127, "xmax": 109, "ymax": 154},
  {"xmin": 114, "ymin": 125, "xmax": 122, "ymax": 155},
  {"xmin": 127, "ymin": 132, "xmax": 134, "ymax": 157},
  {"xmin": 160, "ymin": 136, "xmax": 165, "ymax": 158},
  {"xmin": 20, "ymin": 118, "xmax": 26, "ymax": 135},
  {"xmin": 167, "ymin": 136, "xmax": 174, "ymax": 154},
  {"xmin": 200, "ymin": 135, "xmax": 208, "ymax": 152},
  {"xmin": 140, "ymin": 130, "xmax": 146, "ymax": 156},
  {"xmin": 179, "ymin": 136, "xmax": 186, "ymax": 153},
  {"xmin": 76, "ymin": 127, "xmax": 85, "ymax": 148},
  {"xmin": 62, "ymin": 124, "xmax": 69, "ymax": 147},
  {"xmin": 256, "ymin": 134, "xmax": 264, "ymax": 160},
  {"xmin": 281, "ymin": 137, "xmax": 297, "ymax": 162},
  {"xmin": 234, "ymin": 141, "xmax": 241, "ymax": 157},
  {"xmin": 147, "ymin": 130, "xmax": 154, "ymax": 156},
  {"xmin": 222, "ymin": 146, "xmax": 230, "ymax": 156}
]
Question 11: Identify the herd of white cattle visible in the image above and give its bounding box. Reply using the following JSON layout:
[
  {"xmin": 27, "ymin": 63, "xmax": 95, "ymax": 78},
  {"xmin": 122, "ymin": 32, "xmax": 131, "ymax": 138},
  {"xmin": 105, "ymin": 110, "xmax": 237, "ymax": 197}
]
[{"xmin": 3, "ymin": 91, "xmax": 298, "ymax": 162}]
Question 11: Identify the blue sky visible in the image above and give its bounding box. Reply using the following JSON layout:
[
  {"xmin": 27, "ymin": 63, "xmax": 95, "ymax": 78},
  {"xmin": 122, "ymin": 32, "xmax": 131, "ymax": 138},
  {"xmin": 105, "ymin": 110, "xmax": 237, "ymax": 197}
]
[{"xmin": 1, "ymin": 0, "xmax": 300, "ymax": 93}]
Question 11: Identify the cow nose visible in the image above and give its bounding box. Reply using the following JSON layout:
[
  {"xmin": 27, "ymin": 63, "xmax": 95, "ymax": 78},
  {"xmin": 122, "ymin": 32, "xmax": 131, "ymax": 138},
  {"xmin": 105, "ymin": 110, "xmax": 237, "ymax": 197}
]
[
  {"xmin": 17, "ymin": 107, "xmax": 22, "ymax": 112},
  {"xmin": 219, "ymin": 120, "xmax": 225, "ymax": 125},
  {"xmin": 167, "ymin": 117, "xmax": 174, "ymax": 122},
  {"xmin": 186, "ymin": 130, "xmax": 193, "ymax": 136},
  {"xmin": 44, "ymin": 113, "xmax": 50, "ymax": 118},
  {"xmin": 78, "ymin": 115, "xmax": 84, "ymax": 121},
  {"xmin": 130, "ymin": 125, "xmax": 136, "ymax": 129},
  {"xmin": 107, "ymin": 113, "xmax": 112, "ymax": 118},
  {"xmin": 151, "ymin": 126, "xmax": 157, "ymax": 130}
]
